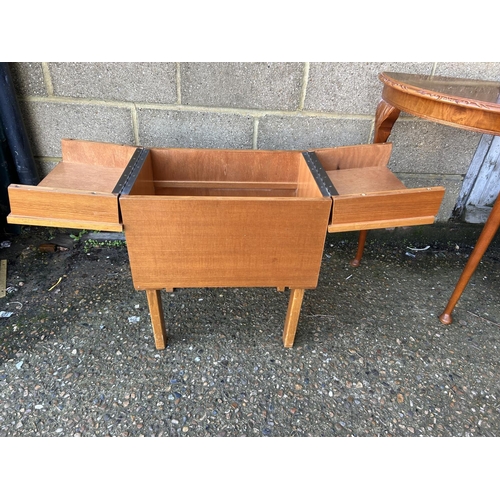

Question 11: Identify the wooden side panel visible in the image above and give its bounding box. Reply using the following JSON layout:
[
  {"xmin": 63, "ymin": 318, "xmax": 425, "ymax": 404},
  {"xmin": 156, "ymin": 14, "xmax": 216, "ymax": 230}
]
[
  {"xmin": 313, "ymin": 143, "xmax": 393, "ymax": 170},
  {"xmin": 120, "ymin": 196, "xmax": 331, "ymax": 290},
  {"xmin": 61, "ymin": 139, "xmax": 137, "ymax": 168},
  {"xmin": 154, "ymin": 187, "xmax": 297, "ymax": 197},
  {"xmin": 149, "ymin": 148, "xmax": 302, "ymax": 183},
  {"xmin": 7, "ymin": 184, "xmax": 122, "ymax": 231},
  {"xmin": 127, "ymin": 151, "xmax": 156, "ymax": 195},
  {"xmin": 328, "ymin": 187, "xmax": 445, "ymax": 232},
  {"xmin": 153, "ymin": 180, "xmax": 297, "ymax": 197},
  {"xmin": 296, "ymin": 155, "xmax": 323, "ymax": 198}
]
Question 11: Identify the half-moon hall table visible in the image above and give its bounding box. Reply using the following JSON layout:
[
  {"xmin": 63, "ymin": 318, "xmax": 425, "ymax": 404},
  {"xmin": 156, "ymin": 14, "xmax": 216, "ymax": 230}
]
[{"xmin": 369, "ymin": 71, "xmax": 500, "ymax": 325}]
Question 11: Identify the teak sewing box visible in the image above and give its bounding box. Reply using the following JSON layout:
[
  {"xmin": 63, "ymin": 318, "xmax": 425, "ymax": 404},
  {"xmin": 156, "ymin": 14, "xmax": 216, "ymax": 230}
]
[{"xmin": 7, "ymin": 139, "xmax": 445, "ymax": 349}]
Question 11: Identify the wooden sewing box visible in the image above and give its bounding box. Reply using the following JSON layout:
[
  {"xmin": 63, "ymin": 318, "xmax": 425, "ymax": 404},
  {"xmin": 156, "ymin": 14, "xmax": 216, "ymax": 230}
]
[{"xmin": 7, "ymin": 139, "xmax": 445, "ymax": 349}]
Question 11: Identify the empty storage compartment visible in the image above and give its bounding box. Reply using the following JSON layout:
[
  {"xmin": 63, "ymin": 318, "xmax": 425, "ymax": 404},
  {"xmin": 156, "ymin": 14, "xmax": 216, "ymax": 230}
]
[
  {"xmin": 308, "ymin": 143, "xmax": 446, "ymax": 232},
  {"xmin": 121, "ymin": 146, "xmax": 326, "ymax": 198}
]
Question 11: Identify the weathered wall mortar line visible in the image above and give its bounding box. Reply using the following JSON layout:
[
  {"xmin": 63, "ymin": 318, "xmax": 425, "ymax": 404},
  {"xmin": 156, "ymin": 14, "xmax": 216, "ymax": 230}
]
[
  {"xmin": 41, "ymin": 63, "xmax": 53, "ymax": 96},
  {"xmin": 298, "ymin": 63, "xmax": 309, "ymax": 111},
  {"xmin": 21, "ymin": 95, "xmax": 376, "ymax": 120},
  {"xmin": 252, "ymin": 118, "xmax": 259, "ymax": 149},
  {"xmin": 176, "ymin": 62, "xmax": 182, "ymax": 105},
  {"xmin": 131, "ymin": 104, "xmax": 140, "ymax": 145}
]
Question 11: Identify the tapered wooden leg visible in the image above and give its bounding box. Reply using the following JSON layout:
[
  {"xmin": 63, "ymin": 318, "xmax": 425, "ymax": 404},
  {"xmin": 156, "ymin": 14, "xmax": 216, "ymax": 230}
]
[
  {"xmin": 146, "ymin": 289, "xmax": 167, "ymax": 349},
  {"xmin": 283, "ymin": 288, "xmax": 305, "ymax": 348},
  {"xmin": 350, "ymin": 230, "xmax": 368, "ymax": 267},
  {"xmin": 439, "ymin": 195, "xmax": 500, "ymax": 325}
]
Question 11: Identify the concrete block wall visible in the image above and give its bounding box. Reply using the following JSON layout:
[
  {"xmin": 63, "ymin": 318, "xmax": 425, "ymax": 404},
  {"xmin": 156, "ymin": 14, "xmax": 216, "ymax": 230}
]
[{"xmin": 9, "ymin": 62, "xmax": 500, "ymax": 221}]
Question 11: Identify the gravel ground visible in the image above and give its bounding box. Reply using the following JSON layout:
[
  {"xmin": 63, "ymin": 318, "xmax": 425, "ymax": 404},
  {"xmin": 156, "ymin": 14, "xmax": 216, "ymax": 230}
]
[{"xmin": 0, "ymin": 223, "xmax": 499, "ymax": 438}]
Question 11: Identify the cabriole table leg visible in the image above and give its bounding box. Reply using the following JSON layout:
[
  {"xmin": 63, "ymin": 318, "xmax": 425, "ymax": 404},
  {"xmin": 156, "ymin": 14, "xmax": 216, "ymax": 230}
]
[
  {"xmin": 146, "ymin": 289, "xmax": 167, "ymax": 349},
  {"xmin": 283, "ymin": 288, "xmax": 305, "ymax": 347},
  {"xmin": 350, "ymin": 230, "xmax": 368, "ymax": 267},
  {"xmin": 439, "ymin": 194, "xmax": 500, "ymax": 324},
  {"xmin": 373, "ymin": 99, "xmax": 401, "ymax": 145},
  {"xmin": 351, "ymin": 100, "xmax": 402, "ymax": 267}
]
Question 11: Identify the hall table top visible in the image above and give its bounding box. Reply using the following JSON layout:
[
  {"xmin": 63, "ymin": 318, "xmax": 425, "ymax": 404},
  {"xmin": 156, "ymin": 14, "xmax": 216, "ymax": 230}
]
[
  {"xmin": 374, "ymin": 71, "xmax": 500, "ymax": 141},
  {"xmin": 373, "ymin": 71, "xmax": 500, "ymax": 325}
]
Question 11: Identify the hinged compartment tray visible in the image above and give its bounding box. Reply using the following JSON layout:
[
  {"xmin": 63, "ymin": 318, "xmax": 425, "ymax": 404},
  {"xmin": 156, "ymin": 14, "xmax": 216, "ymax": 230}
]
[
  {"xmin": 305, "ymin": 143, "xmax": 446, "ymax": 232},
  {"xmin": 7, "ymin": 139, "xmax": 141, "ymax": 232}
]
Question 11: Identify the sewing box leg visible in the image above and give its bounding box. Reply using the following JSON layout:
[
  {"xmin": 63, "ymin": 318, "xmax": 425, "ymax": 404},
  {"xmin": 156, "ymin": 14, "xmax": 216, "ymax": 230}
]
[
  {"xmin": 283, "ymin": 288, "xmax": 305, "ymax": 348},
  {"xmin": 146, "ymin": 289, "xmax": 167, "ymax": 350}
]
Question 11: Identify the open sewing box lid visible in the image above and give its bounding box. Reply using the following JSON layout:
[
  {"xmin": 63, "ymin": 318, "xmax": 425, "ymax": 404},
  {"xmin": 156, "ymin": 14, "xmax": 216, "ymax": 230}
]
[{"xmin": 7, "ymin": 139, "xmax": 446, "ymax": 234}]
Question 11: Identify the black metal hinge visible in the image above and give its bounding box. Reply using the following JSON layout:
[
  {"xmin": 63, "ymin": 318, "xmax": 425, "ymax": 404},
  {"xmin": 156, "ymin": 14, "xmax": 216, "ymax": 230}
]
[
  {"xmin": 302, "ymin": 151, "xmax": 338, "ymax": 196},
  {"xmin": 113, "ymin": 147, "xmax": 150, "ymax": 195}
]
